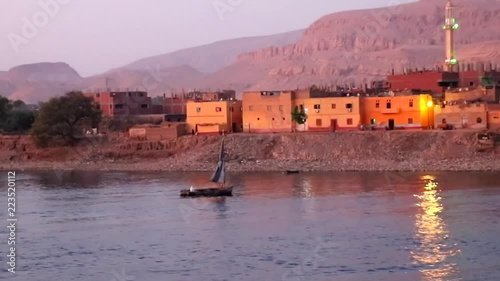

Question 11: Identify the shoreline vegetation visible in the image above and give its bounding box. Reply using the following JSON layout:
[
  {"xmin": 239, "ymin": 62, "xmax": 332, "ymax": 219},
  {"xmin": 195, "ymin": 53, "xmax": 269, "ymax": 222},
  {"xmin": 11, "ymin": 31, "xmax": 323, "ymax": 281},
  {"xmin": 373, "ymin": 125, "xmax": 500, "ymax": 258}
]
[{"xmin": 1, "ymin": 130, "xmax": 500, "ymax": 172}]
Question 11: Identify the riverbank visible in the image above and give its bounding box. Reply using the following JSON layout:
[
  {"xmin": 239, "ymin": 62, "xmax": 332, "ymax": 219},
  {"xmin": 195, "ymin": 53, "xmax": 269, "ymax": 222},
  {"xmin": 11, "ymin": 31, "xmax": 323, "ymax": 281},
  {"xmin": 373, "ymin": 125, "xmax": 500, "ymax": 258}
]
[{"xmin": 1, "ymin": 131, "xmax": 499, "ymax": 172}]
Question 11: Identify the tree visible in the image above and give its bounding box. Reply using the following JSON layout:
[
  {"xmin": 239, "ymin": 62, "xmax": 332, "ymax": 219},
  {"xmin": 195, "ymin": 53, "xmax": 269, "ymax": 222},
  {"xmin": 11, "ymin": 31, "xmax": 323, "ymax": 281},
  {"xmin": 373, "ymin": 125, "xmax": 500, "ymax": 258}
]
[
  {"xmin": 0, "ymin": 96, "xmax": 12, "ymax": 121},
  {"xmin": 291, "ymin": 106, "xmax": 307, "ymax": 131},
  {"xmin": 3, "ymin": 110, "xmax": 36, "ymax": 132},
  {"xmin": 30, "ymin": 91, "xmax": 102, "ymax": 147}
]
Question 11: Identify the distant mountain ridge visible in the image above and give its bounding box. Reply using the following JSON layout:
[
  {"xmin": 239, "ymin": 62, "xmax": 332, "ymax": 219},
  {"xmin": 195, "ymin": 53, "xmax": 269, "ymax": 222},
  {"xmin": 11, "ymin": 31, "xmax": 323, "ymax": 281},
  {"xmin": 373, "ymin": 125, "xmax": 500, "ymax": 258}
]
[
  {"xmin": 114, "ymin": 30, "xmax": 304, "ymax": 74},
  {"xmin": 3, "ymin": 0, "xmax": 500, "ymax": 103}
]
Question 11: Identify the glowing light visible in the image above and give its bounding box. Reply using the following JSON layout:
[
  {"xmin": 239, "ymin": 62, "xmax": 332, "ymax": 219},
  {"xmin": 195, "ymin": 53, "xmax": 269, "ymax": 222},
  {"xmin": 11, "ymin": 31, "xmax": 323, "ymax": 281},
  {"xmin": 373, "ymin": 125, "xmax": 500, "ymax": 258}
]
[
  {"xmin": 453, "ymin": 23, "xmax": 459, "ymax": 29},
  {"xmin": 427, "ymin": 101, "xmax": 434, "ymax": 107},
  {"xmin": 412, "ymin": 178, "xmax": 461, "ymax": 279}
]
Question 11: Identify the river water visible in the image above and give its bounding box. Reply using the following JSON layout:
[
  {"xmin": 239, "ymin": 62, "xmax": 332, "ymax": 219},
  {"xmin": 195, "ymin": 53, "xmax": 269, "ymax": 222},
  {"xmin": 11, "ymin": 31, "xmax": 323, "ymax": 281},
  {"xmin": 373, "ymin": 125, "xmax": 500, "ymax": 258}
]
[{"xmin": 0, "ymin": 171, "xmax": 499, "ymax": 281}]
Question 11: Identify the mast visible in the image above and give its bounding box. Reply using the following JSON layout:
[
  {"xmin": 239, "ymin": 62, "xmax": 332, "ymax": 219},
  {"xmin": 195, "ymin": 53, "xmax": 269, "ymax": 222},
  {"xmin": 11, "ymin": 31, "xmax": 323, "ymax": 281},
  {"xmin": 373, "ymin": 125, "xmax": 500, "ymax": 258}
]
[{"xmin": 210, "ymin": 138, "xmax": 226, "ymax": 184}]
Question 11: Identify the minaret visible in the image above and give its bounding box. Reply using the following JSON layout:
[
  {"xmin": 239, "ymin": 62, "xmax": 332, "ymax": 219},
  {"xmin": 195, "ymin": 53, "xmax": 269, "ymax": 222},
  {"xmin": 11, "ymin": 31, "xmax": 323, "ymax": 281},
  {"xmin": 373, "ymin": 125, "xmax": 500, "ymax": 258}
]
[{"xmin": 443, "ymin": 0, "xmax": 459, "ymax": 72}]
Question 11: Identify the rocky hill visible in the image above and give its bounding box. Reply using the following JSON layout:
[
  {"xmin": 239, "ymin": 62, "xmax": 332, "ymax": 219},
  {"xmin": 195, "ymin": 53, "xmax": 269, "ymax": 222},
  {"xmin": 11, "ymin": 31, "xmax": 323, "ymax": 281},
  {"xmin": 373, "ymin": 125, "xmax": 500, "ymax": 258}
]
[
  {"xmin": 3, "ymin": 0, "xmax": 500, "ymax": 102},
  {"xmin": 0, "ymin": 62, "xmax": 83, "ymax": 103},
  {"xmin": 115, "ymin": 30, "xmax": 303, "ymax": 74},
  {"xmin": 199, "ymin": 0, "xmax": 500, "ymax": 91}
]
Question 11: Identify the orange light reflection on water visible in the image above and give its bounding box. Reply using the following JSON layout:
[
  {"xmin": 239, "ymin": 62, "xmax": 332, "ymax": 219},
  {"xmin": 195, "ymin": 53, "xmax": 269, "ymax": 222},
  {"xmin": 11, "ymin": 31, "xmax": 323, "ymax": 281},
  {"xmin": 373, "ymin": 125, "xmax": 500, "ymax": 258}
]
[{"xmin": 412, "ymin": 177, "xmax": 461, "ymax": 280}]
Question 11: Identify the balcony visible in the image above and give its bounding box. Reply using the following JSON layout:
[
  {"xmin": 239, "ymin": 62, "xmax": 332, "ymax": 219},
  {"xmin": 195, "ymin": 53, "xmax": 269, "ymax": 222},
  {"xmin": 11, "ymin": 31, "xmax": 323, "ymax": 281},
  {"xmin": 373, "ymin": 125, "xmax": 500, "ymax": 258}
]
[{"xmin": 380, "ymin": 107, "xmax": 400, "ymax": 114}]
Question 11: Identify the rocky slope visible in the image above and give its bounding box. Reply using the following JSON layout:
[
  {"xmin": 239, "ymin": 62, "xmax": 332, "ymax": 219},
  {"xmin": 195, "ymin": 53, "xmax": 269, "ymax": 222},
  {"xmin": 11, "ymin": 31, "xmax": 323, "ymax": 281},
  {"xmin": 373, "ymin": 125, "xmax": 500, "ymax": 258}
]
[
  {"xmin": 201, "ymin": 0, "xmax": 500, "ymax": 91},
  {"xmin": 3, "ymin": 0, "xmax": 500, "ymax": 102},
  {"xmin": 115, "ymin": 30, "xmax": 304, "ymax": 74},
  {"xmin": 1, "ymin": 131, "xmax": 499, "ymax": 172}
]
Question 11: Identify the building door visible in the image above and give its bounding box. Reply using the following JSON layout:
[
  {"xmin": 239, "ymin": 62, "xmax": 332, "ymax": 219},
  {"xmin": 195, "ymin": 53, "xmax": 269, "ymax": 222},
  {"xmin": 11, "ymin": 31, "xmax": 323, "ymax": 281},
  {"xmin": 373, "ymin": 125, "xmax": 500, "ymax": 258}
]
[
  {"xmin": 330, "ymin": 119, "xmax": 337, "ymax": 132},
  {"xmin": 388, "ymin": 119, "xmax": 395, "ymax": 130}
]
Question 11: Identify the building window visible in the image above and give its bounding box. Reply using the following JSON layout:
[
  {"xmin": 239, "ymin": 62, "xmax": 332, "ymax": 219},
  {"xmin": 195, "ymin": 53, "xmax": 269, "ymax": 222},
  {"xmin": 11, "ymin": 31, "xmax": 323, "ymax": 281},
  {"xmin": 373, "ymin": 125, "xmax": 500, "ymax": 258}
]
[
  {"xmin": 316, "ymin": 119, "xmax": 322, "ymax": 126},
  {"xmin": 409, "ymin": 99, "xmax": 414, "ymax": 107},
  {"xmin": 408, "ymin": 118, "xmax": 413, "ymax": 124},
  {"xmin": 346, "ymin": 103, "xmax": 353, "ymax": 110},
  {"xmin": 442, "ymin": 118, "xmax": 447, "ymax": 124},
  {"xmin": 347, "ymin": 118, "xmax": 353, "ymax": 125},
  {"xmin": 477, "ymin": 117, "xmax": 482, "ymax": 123},
  {"xmin": 386, "ymin": 101, "xmax": 392, "ymax": 109},
  {"xmin": 331, "ymin": 104, "xmax": 336, "ymax": 109},
  {"xmin": 96, "ymin": 93, "xmax": 100, "ymax": 98},
  {"xmin": 279, "ymin": 105, "xmax": 284, "ymax": 112},
  {"xmin": 314, "ymin": 104, "xmax": 321, "ymax": 110},
  {"xmin": 141, "ymin": 104, "xmax": 148, "ymax": 108},
  {"xmin": 257, "ymin": 117, "xmax": 260, "ymax": 121},
  {"xmin": 370, "ymin": 118, "xmax": 376, "ymax": 124},
  {"xmin": 494, "ymin": 116, "xmax": 499, "ymax": 119},
  {"xmin": 272, "ymin": 118, "xmax": 275, "ymax": 121},
  {"xmin": 375, "ymin": 101, "xmax": 380, "ymax": 108},
  {"xmin": 139, "ymin": 93, "xmax": 144, "ymax": 97},
  {"xmin": 109, "ymin": 104, "xmax": 112, "ymax": 109},
  {"xmin": 216, "ymin": 107, "xmax": 222, "ymax": 112},
  {"xmin": 196, "ymin": 107, "xmax": 201, "ymax": 112},
  {"xmin": 470, "ymin": 81, "xmax": 474, "ymax": 86},
  {"xmin": 283, "ymin": 117, "xmax": 286, "ymax": 121},
  {"xmin": 249, "ymin": 105, "xmax": 254, "ymax": 111},
  {"xmin": 115, "ymin": 104, "xmax": 124, "ymax": 109},
  {"xmin": 230, "ymin": 107, "xmax": 234, "ymax": 112},
  {"xmin": 267, "ymin": 105, "xmax": 272, "ymax": 111}
]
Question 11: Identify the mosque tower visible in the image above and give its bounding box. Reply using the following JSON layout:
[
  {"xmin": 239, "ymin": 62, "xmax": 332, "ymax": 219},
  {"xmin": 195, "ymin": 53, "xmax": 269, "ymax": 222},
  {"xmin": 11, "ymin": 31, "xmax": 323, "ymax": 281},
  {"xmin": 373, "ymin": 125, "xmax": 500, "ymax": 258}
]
[{"xmin": 443, "ymin": 0, "xmax": 459, "ymax": 72}]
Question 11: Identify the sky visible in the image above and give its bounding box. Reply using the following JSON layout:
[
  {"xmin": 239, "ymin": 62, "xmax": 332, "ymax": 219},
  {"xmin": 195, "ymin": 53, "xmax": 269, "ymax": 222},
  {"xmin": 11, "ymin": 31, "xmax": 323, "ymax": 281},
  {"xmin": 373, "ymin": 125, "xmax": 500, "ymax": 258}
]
[{"xmin": 0, "ymin": 0, "xmax": 416, "ymax": 77}]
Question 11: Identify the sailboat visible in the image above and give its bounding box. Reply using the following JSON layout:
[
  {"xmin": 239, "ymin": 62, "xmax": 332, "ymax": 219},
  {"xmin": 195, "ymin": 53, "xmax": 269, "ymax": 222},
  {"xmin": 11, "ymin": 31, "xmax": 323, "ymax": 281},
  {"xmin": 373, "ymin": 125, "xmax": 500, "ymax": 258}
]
[{"xmin": 180, "ymin": 137, "xmax": 233, "ymax": 198}]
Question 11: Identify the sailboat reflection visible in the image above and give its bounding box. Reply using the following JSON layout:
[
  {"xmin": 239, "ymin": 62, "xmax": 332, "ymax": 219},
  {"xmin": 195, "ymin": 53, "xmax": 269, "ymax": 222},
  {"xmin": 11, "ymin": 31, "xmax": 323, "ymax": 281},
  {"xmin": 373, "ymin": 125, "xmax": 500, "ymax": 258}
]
[{"xmin": 412, "ymin": 176, "xmax": 461, "ymax": 280}]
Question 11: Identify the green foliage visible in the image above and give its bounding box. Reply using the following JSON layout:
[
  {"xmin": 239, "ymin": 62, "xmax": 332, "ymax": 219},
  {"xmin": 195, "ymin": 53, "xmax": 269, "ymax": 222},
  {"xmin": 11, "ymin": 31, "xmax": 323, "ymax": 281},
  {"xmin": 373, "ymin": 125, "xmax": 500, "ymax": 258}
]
[
  {"xmin": 291, "ymin": 106, "xmax": 307, "ymax": 125},
  {"xmin": 0, "ymin": 96, "xmax": 35, "ymax": 133},
  {"xmin": 30, "ymin": 91, "xmax": 102, "ymax": 147},
  {"xmin": 0, "ymin": 96, "xmax": 12, "ymax": 121},
  {"xmin": 3, "ymin": 110, "xmax": 36, "ymax": 132},
  {"xmin": 481, "ymin": 76, "xmax": 494, "ymax": 87}
]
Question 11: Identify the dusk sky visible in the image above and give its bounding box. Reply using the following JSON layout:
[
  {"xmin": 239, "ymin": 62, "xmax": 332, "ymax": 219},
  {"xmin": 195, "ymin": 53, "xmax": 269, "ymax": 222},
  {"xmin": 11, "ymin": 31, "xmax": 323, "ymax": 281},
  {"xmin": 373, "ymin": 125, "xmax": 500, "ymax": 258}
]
[{"xmin": 1, "ymin": 0, "xmax": 415, "ymax": 76}]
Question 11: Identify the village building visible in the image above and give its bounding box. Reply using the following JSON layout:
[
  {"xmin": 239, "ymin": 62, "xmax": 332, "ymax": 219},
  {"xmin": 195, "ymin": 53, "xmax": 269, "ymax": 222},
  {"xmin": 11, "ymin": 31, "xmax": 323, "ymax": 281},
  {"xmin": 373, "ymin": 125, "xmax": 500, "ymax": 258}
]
[
  {"xmin": 84, "ymin": 91, "xmax": 153, "ymax": 117},
  {"xmin": 186, "ymin": 100, "xmax": 242, "ymax": 135},
  {"xmin": 242, "ymin": 91, "xmax": 295, "ymax": 133},
  {"xmin": 128, "ymin": 123, "xmax": 187, "ymax": 141}
]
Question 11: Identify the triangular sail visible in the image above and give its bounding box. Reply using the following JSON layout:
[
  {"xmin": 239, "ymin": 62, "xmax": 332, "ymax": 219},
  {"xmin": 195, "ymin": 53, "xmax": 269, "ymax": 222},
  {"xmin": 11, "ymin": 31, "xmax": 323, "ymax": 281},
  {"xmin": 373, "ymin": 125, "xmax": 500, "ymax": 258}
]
[{"xmin": 210, "ymin": 138, "xmax": 225, "ymax": 183}]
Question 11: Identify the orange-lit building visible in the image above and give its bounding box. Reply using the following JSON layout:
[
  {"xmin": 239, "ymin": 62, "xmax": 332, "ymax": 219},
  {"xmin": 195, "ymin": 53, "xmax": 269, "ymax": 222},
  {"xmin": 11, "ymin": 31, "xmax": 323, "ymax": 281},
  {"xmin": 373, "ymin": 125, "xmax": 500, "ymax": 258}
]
[
  {"xmin": 294, "ymin": 96, "xmax": 363, "ymax": 131},
  {"xmin": 362, "ymin": 94, "xmax": 434, "ymax": 129},
  {"xmin": 186, "ymin": 100, "xmax": 242, "ymax": 135},
  {"xmin": 84, "ymin": 91, "xmax": 152, "ymax": 117},
  {"xmin": 163, "ymin": 90, "xmax": 236, "ymax": 115},
  {"xmin": 242, "ymin": 91, "xmax": 295, "ymax": 133},
  {"xmin": 487, "ymin": 104, "xmax": 500, "ymax": 131}
]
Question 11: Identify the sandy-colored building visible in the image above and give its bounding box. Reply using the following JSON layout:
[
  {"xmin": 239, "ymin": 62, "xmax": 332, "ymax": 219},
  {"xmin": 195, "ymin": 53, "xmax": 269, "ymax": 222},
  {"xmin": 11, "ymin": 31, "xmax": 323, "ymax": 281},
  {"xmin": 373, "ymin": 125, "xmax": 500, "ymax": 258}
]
[
  {"xmin": 445, "ymin": 87, "xmax": 500, "ymax": 103},
  {"xmin": 129, "ymin": 123, "xmax": 186, "ymax": 141},
  {"xmin": 487, "ymin": 104, "xmax": 500, "ymax": 131},
  {"xmin": 434, "ymin": 100, "xmax": 487, "ymax": 129},
  {"xmin": 362, "ymin": 94, "xmax": 434, "ymax": 129},
  {"xmin": 186, "ymin": 100, "xmax": 242, "ymax": 135},
  {"xmin": 242, "ymin": 91, "xmax": 294, "ymax": 133},
  {"xmin": 294, "ymin": 96, "xmax": 363, "ymax": 131}
]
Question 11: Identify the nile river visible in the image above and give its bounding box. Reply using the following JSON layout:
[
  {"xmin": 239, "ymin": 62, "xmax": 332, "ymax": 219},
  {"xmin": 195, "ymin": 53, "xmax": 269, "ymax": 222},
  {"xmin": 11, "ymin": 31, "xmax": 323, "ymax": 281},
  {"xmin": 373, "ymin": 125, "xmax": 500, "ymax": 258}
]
[{"xmin": 1, "ymin": 171, "xmax": 499, "ymax": 281}]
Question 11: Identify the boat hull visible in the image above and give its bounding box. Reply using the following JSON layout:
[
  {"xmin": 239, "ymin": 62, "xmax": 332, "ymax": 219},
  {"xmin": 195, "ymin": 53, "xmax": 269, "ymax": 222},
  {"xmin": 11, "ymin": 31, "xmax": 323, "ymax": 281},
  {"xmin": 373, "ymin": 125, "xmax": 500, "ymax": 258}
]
[{"xmin": 180, "ymin": 187, "xmax": 233, "ymax": 198}]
